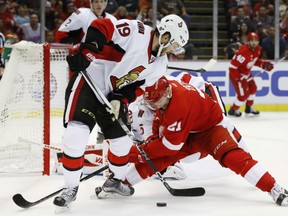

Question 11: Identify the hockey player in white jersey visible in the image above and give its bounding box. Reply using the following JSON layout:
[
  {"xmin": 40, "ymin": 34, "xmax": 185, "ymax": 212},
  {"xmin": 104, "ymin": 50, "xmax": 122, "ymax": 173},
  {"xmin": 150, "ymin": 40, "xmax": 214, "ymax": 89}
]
[
  {"xmin": 55, "ymin": 0, "xmax": 116, "ymax": 44},
  {"xmin": 53, "ymin": 14, "xmax": 189, "ymax": 209}
]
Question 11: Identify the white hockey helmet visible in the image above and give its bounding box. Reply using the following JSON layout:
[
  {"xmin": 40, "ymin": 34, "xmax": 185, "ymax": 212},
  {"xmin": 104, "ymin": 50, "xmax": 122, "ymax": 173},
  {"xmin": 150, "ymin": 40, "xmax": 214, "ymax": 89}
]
[{"xmin": 156, "ymin": 14, "xmax": 189, "ymax": 48}]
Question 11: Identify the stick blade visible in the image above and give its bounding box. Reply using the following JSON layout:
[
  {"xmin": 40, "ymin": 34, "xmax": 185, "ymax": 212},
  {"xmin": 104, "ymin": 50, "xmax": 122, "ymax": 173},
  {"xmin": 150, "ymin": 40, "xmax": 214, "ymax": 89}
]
[
  {"xmin": 13, "ymin": 194, "xmax": 34, "ymax": 208},
  {"xmin": 203, "ymin": 58, "xmax": 217, "ymax": 71},
  {"xmin": 170, "ymin": 187, "xmax": 205, "ymax": 197}
]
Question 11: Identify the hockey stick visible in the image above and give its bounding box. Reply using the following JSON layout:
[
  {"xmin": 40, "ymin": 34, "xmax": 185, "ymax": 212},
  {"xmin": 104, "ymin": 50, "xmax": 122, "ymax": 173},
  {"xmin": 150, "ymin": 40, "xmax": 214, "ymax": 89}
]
[
  {"xmin": 167, "ymin": 58, "xmax": 217, "ymax": 72},
  {"xmin": 80, "ymin": 70, "xmax": 205, "ymax": 197},
  {"xmin": 248, "ymin": 55, "xmax": 287, "ymax": 81},
  {"xmin": 18, "ymin": 137, "xmax": 104, "ymax": 165},
  {"xmin": 12, "ymin": 165, "xmax": 108, "ymax": 209},
  {"xmin": 18, "ymin": 137, "xmax": 104, "ymax": 153}
]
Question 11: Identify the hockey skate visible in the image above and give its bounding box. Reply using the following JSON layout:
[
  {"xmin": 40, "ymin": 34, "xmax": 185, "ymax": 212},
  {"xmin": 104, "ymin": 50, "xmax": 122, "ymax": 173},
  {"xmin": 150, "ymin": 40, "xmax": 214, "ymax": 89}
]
[
  {"xmin": 162, "ymin": 162, "xmax": 187, "ymax": 180},
  {"xmin": 95, "ymin": 176, "xmax": 134, "ymax": 199},
  {"xmin": 270, "ymin": 184, "xmax": 288, "ymax": 206},
  {"xmin": 53, "ymin": 186, "xmax": 78, "ymax": 213},
  {"xmin": 228, "ymin": 108, "xmax": 242, "ymax": 117},
  {"xmin": 245, "ymin": 106, "xmax": 260, "ymax": 116}
]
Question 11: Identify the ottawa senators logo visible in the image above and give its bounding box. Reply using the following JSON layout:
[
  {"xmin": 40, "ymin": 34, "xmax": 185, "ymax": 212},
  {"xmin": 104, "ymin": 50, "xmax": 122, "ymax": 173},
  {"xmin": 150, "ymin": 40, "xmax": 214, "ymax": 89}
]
[{"xmin": 110, "ymin": 65, "xmax": 146, "ymax": 90}]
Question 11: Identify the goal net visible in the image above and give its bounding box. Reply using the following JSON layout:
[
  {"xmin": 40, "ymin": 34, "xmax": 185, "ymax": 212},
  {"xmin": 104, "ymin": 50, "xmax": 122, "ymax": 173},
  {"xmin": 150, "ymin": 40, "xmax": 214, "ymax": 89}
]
[{"xmin": 0, "ymin": 41, "xmax": 70, "ymax": 175}]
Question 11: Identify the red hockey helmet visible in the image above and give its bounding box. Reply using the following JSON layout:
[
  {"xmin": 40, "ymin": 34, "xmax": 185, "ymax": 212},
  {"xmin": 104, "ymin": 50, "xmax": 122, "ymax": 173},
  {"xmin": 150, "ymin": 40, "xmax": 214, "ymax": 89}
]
[
  {"xmin": 247, "ymin": 32, "xmax": 259, "ymax": 41},
  {"xmin": 144, "ymin": 76, "xmax": 170, "ymax": 103}
]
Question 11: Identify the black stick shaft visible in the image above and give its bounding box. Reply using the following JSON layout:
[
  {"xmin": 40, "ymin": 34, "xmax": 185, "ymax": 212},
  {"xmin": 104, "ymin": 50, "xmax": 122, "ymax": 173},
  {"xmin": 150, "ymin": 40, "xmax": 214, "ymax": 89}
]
[
  {"xmin": 12, "ymin": 165, "xmax": 108, "ymax": 208},
  {"xmin": 167, "ymin": 66, "xmax": 206, "ymax": 72}
]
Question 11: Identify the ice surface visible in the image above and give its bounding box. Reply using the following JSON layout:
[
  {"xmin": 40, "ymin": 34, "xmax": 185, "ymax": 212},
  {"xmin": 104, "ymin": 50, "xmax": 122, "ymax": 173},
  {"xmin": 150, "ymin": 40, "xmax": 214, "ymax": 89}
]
[{"xmin": 1, "ymin": 112, "xmax": 288, "ymax": 216}]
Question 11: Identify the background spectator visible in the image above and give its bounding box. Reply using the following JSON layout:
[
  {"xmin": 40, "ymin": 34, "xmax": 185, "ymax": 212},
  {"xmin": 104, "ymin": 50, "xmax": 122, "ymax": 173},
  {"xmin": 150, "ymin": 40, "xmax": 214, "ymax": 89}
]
[
  {"xmin": 0, "ymin": 1, "xmax": 18, "ymax": 34},
  {"xmin": 251, "ymin": 5, "xmax": 274, "ymax": 32},
  {"xmin": 138, "ymin": 0, "xmax": 152, "ymax": 12},
  {"xmin": 59, "ymin": 2, "xmax": 75, "ymax": 20},
  {"xmin": 229, "ymin": 6, "xmax": 253, "ymax": 41},
  {"xmin": 13, "ymin": 4, "xmax": 30, "ymax": 26},
  {"xmin": 136, "ymin": 7, "xmax": 160, "ymax": 27},
  {"xmin": 45, "ymin": 30, "xmax": 55, "ymax": 43},
  {"xmin": 18, "ymin": 12, "xmax": 41, "ymax": 43},
  {"xmin": 158, "ymin": 0, "xmax": 191, "ymax": 26},
  {"xmin": 72, "ymin": 0, "xmax": 90, "ymax": 8},
  {"xmin": 232, "ymin": 21, "xmax": 251, "ymax": 43},
  {"xmin": 105, "ymin": 0, "xmax": 118, "ymax": 15},
  {"xmin": 254, "ymin": 22, "xmax": 267, "ymax": 45},
  {"xmin": 261, "ymin": 26, "xmax": 286, "ymax": 60},
  {"xmin": 280, "ymin": 6, "xmax": 288, "ymax": 48},
  {"xmin": 118, "ymin": 0, "xmax": 138, "ymax": 19},
  {"xmin": 227, "ymin": 0, "xmax": 252, "ymax": 20},
  {"xmin": 50, "ymin": 0, "xmax": 63, "ymax": 18},
  {"xmin": 252, "ymin": 0, "xmax": 274, "ymax": 18},
  {"xmin": 114, "ymin": 5, "xmax": 133, "ymax": 20},
  {"xmin": 45, "ymin": 1, "xmax": 56, "ymax": 31}
]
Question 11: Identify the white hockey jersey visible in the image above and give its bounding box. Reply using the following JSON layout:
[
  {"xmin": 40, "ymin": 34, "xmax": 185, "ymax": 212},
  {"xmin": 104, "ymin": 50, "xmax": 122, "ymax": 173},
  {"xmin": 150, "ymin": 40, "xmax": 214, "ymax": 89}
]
[
  {"xmin": 84, "ymin": 18, "xmax": 168, "ymax": 98},
  {"xmin": 56, "ymin": 8, "xmax": 116, "ymax": 43}
]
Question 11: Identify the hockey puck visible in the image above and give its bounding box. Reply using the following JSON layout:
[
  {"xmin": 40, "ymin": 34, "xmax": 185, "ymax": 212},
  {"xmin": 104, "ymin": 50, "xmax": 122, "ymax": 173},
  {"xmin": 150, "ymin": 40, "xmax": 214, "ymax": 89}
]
[{"xmin": 156, "ymin": 202, "xmax": 167, "ymax": 207}]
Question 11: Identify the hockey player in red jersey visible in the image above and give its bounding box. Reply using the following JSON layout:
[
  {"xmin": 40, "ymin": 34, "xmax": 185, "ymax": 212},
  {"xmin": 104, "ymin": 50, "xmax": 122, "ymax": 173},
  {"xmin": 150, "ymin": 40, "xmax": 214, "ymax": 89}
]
[
  {"xmin": 228, "ymin": 32, "xmax": 274, "ymax": 117},
  {"xmin": 53, "ymin": 14, "xmax": 189, "ymax": 209},
  {"xmin": 125, "ymin": 76, "xmax": 288, "ymax": 206},
  {"xmin": 55, "ymin": 0, "xmax": 116, "ymax": 44}
]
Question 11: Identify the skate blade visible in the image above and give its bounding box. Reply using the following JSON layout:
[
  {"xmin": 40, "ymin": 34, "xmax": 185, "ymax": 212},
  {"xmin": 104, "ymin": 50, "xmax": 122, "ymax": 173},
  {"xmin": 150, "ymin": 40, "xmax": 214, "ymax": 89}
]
[
  {"xmin": 245, "ymin": 113, "xmax": 260, "ymax": 117},
  {"xmin": 55, "ymin": 205, "xmax": 71, "ymax": 214}
]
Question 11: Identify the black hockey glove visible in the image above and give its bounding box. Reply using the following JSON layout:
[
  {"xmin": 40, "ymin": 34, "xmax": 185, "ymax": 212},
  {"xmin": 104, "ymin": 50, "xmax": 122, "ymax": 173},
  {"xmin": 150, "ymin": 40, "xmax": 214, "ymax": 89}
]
[
  {"xmin": 106, "ymin": 91, "xmax": 130, "ymax": 128},
  {"xmin": 66, "ymin": 42, "xmax": 99, "ymax": 72}
]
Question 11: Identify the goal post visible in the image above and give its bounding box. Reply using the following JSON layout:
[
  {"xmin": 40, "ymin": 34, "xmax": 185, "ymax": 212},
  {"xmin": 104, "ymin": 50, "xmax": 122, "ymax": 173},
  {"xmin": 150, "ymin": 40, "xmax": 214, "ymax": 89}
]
[{"xmin": 0, "ymin": 41, "xmax": 71, "ymax": 175}]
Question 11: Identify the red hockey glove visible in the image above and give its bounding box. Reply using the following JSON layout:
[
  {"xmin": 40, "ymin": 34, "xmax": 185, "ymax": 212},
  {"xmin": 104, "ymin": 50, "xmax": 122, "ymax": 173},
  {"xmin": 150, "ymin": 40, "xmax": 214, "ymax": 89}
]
[{"xmin": 261, "ymin": 61, "xmax": 274, "ymax": 71}]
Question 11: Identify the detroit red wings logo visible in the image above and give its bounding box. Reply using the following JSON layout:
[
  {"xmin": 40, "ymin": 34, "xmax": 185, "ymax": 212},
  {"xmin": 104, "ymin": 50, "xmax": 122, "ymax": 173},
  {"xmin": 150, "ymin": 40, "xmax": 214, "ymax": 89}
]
[{"xmin": 110, "ymin": 65, "xmax": 146, "ymax": 90}]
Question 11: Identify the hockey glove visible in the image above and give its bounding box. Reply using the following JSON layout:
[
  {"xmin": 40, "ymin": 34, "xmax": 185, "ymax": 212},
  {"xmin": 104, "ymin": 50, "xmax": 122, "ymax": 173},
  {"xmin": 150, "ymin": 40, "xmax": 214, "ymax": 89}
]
[
  {"xmin": 261, "ymin": 61, "xmax": 274, "ymax": 71},
  {"xmin": 66, "ymin": 42, "xmax": 99, "ymax": 72},
  {"xmin": 106, "ymin": 91, "xmax": 129, "ymax": 123}
]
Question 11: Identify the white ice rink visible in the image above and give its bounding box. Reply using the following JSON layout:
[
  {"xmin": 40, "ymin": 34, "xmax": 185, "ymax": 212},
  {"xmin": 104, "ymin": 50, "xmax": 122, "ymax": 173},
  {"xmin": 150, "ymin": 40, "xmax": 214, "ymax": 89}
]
[{"xmin": 1, "ymin": 112, "xmax": 288, "ymax": 216}]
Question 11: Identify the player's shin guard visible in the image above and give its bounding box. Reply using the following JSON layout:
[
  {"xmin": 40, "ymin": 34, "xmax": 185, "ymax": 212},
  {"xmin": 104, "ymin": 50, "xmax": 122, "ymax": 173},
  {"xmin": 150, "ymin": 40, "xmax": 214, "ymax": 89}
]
[{"xmin": 221, "ymin": 149, "xmax": 275, "ymax": 192}]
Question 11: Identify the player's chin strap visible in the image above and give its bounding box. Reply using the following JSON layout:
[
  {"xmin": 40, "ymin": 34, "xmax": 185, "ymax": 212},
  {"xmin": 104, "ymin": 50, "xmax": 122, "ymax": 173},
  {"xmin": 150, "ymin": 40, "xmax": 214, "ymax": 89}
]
[
  {"xmin": 80, "ymin": 70, "xmax": 205, "ymax": 197},
  {"xmin": 156, "ymin": 35, "xmax": 172, "ymax": 57}
]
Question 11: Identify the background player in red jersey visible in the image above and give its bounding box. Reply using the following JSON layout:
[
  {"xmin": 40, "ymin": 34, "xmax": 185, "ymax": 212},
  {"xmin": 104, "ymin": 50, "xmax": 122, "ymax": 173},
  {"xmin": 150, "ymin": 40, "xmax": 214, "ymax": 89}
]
[
  {"xmin": 125, "ymin": 76, "xmax": 288, "ymax": 206},
  {"xmin": 228, "ymin": 32, "xmax": 274, "ymax": 117}
]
